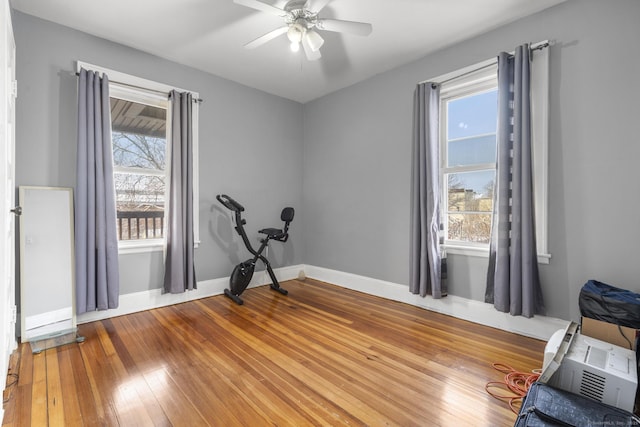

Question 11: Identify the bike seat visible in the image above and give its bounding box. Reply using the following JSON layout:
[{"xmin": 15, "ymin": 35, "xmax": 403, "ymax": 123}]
[
  {"xmin": 259, "ymin": 207, "xmax": 294, "ymax": 242},
  {"xmin": 259, "ymin": 227, "xmax": 285, "ymax": 239}
]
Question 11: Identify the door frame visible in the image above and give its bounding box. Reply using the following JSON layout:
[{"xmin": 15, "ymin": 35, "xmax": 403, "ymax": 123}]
[{"xmin": 0, "ymin": 0, "xmax": 17, "ymax": 419}]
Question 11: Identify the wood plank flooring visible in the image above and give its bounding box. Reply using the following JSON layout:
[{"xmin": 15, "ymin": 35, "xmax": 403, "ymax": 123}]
[{"xmin": 2, "ymin": 278, "xmax": 545, "ymax": 426}]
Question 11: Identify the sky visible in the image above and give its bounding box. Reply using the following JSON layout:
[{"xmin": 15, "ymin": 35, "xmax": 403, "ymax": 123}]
[{"xmin": 445, "ymin": 89, "xmax": 497, "ymax": 196}]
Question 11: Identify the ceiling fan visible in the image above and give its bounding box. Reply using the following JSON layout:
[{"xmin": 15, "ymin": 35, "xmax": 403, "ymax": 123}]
[{"xmin": 234, "ymin": 0, "xmax": 373, "ymax": 61}]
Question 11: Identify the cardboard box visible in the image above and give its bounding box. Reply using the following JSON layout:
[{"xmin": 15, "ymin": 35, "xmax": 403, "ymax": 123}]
[{"xmin": 581, "ymin": 316, "xmax": 638, "ymax": 351}]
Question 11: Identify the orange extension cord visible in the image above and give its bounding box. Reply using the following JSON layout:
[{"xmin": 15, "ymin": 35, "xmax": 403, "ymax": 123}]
[{"xmin": 485, "ymin": 363, "xmax": 541, "ymax": 414}]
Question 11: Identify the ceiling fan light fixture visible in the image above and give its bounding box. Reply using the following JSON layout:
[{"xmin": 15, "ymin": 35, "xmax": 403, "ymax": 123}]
[
  {"xmin": 304, "ymin": 29, "xmax": 324, "ymax": 52},
  {"xmin": 286, "ymin": 24, "xmax": 303, "ymax": 44},
  {"xmin": 290, "ymin": 41, "xmax": 300, "ymax": 52},
  {"xmin": 301, "ymin": 34, "xmax": 321, "ymax": 61}
]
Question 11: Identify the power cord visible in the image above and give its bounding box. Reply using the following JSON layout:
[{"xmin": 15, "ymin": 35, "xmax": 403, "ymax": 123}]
[
  {"xmin": 596, "ymin": 292, "xmax": 634, "ymax": 350},
  {"xmin": 485, "ymin": 363, "xmax": 541, "ymax": 414}
]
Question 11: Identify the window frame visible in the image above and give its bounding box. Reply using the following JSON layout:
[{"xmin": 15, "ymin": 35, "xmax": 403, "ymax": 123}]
[
  {"xmin": 76, "ymin": 61, "xmax": 200, "ymax": 255},
  {"xmin": 439, "ymin": 65, "xmax": 498, "ymax": 250},
  {"xmin": 429, "ymin": 42, "xmax": 551, "ymax": 263},
  {"xmin": 110, "ymin": 86, "xmax": 168, "ymax": 250}
]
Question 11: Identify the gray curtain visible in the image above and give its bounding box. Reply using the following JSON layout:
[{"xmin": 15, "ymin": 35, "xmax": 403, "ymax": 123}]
[
  {"xmin": 75, "ymin": 68, "xmax": 120, "ymax": 313},
  {"xmin": 410, "ymin": 82, "xmax": 445, "ymax": 298},
  {"xmin": 163, "ymin": 90, "xmax": 197, "ymax": 294},
  {"xmin": 485, "ymin": 45, "xmax": 544, "ymax": 317}
]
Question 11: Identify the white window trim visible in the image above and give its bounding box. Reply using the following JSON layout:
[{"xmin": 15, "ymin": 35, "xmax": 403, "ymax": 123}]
[
  {"xmin": 76, "ymin": 61, "xmax": 200, "ymax": 255},
  {"xmin": 530, "ymin": 45, "xmax": 550, "ymax": 263},
  {"xmin": 430, "ymin": 42, "xmax": 551, "ymax": 264}
]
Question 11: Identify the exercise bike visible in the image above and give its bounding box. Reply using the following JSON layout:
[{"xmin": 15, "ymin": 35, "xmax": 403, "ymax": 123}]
[{"xmin": 216, "ymin": 194, "xmax": 294, "ymax": 305}]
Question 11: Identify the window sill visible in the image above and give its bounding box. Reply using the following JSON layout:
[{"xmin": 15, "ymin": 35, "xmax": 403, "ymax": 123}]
[
  {"xmin": 118, "ymin": 239, "xmax": 201, "ymax": 255},
  {"xmin": 118, "ymin": 240, "xmax": 164, "ymax": 255},
  {"xmin": 443, "ymin": 244, "xmax": 489, "ymax": 258},
  {"xmin": 442, "ymin": 244, "xmax": 551, "ymax": 264}
]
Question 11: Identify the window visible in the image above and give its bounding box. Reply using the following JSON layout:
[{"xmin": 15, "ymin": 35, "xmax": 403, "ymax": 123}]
[
  {"xmin": 110, "ymin": 93, "xmax": 168, "ymax": 243},
  {"xmin": 76, "ymin": 61, "xmax": 200, "ymax": 254},
  {"xmin": 433, "ymin": 43, "xmax": 550, "ymax": 262},
  {"xmin": 440, "ymin": 65, "xmax": 498, "ymax": 247}
]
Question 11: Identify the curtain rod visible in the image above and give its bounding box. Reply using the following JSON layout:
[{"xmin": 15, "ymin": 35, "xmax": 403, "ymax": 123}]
[
  {"xmin": 421, "ymin": 41, "xmax": 551, "ymax": 87},
  {"xmin": 74, "ymin": 72, "xmax": 204, "ymax": 103}
]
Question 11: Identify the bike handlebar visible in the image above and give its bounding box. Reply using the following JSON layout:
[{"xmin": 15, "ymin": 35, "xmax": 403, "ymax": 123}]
[{"xmin": 216, "ymin": 194, "xmax": 245, "ymax": 212}]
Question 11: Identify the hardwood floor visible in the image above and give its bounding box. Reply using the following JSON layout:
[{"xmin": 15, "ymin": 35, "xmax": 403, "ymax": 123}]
[{"xmin": 2, "ymin": 278, "xmax": 545, "ymax": 426}]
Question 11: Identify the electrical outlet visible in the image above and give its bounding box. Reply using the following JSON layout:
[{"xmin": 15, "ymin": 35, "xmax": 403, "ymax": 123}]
[{"xmin": 11, "ymin": 305, "xmax": 16, "ymax": 323}]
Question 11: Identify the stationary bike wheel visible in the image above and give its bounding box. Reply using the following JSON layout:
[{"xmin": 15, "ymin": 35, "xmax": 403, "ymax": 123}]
[{"xmin": 229, "ymin": 261, "xmax": 254, "ymax": 295}]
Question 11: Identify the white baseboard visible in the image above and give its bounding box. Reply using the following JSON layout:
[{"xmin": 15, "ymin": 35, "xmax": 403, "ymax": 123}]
[
  {"xmin": 303, "ymin": 265, "xmax": 568, "ymax": 341},
  {"xmin": 77, "ymin": 262, "xmax": 566, "ymax": 342},
  {"xmin": 76, "ymin": 264, "xmax": 303, "ymax": 325}
]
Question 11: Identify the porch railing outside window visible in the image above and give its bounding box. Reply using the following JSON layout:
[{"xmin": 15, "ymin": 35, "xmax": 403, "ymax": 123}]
[{"xmin": 117, "ymin": 210, "xmax": 164, "ymax": 240}]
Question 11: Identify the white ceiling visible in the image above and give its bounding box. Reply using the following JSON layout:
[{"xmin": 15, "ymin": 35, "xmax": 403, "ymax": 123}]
[{"xmin": 11, "ymin": 0, "xmax": 566, "ymax": 103}]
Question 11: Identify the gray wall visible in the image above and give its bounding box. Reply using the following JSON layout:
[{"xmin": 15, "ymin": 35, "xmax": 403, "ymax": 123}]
[
  {"xmin": 13, "ymin": 11, "xmax": 304, "ymax": 296},
  {"xmin": 302, "ymin": 0, "xmax": 640, "ymax": 322},
  {"xmin": 14, "ymin": 0, "xmax": 640, "ymax": 324}
]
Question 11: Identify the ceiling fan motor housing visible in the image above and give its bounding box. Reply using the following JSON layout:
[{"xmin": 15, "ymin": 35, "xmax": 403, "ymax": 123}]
[
  {"xmin": 284, "ymin": 0, "xmax": 317, "ymax": 28},
  {"xmin": 284, "ymin": 0, "xmax": 309, "ymax": 13}
]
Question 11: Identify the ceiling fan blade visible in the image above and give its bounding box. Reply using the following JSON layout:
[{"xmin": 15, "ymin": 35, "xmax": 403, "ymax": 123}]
[
  {"xmin": 244, "ymin": 26, "xmax": 289, "ymax": 49},
  {"xmin": 316, "ymin": 19, "xmax": 372, "ymax": 36},
  {"xmin": 306, "ymin": 0, "xmax": 333, "ymax": 13},
  {"xmin": 302, "ymin": 35, "xmax": 322, "ymax": 61},
  {"xmin": 233, "ymin": 0, "xmax": 286, "ymax": 16}
]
